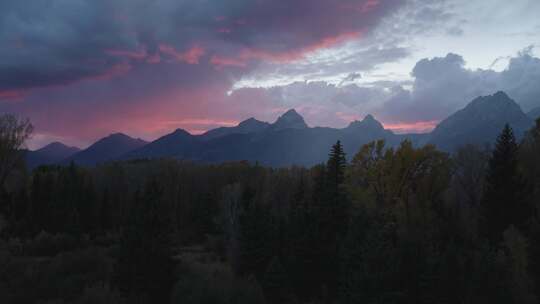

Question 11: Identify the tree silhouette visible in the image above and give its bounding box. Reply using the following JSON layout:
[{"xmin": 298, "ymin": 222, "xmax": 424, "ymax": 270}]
[
  {"xmin": 0, "ymin": 114, "xmax": 32, "ymax": 215},
  {"xmin": 482, "ymin": 124, "xmax": 531, "ymax": 243},
  {"xmin": 113, "ymin": 179, "xmax": 175, "ymax": 303}
]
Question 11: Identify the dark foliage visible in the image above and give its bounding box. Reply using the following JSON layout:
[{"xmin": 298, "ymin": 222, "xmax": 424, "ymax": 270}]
[{"xmin": 1, "ymin": 124, "xmax": 540, "ymax": 303}]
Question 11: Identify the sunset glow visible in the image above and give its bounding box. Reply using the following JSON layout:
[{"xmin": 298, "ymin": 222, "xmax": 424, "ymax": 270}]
[{"xmin": 0, "ymin": 0, "xmax": 538, "ymax": 148}]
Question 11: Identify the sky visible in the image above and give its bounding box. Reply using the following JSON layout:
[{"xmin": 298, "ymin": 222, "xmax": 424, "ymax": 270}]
[{"xmin": 1, "ymin": 0, "xmax": 539, "ymax": 149}]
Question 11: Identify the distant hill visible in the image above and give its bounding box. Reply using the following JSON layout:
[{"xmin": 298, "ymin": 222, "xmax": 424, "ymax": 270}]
[
  {"xmin": 25, "ymin": 142, "xmax": 80, "ymax": 169},
  {"xmin": 65, "ymin": 133, "xmax": 147, "ymax": 166},
  {"xmin": 428, "ymin": 91, "xmax": 533, "ymax": 151}
]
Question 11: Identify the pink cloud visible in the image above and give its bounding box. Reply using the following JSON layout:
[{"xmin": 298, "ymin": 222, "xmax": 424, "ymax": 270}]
[
  {"xmin": 336, "ymin": 112, "xmax": 362, "ymax": 122},
  {"xmin": 146, "ymin": 53, "xmax": 161, "ymax": 64},
  {"xmin": 158, "ymin": 44, "xmax": 206, "ymax": 64},
  {"xmin": 88, "ymin": 62, "xmax": 132, "ymax": 81},
  {"xmin": 210, "ymin": 55, "xmax": 248, "ymax": 68},
  {"xmin": 0, "ymin": 90, "xmax": 25, "ymax": 101},
  {"xmin": 210, "ymin": 31, "xmax": 362, "ymax": 68},
  {"xmin": 383, "ymin": 120, "xmax": 439, "ymax": 134},
  {"xmin": 340, "ymin": 0, "xmax": 380, "ymax": 13}
]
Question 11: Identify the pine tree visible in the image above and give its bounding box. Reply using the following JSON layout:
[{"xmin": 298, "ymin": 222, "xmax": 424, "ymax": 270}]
[
  {"xmin": 326, "ymin": 140, "xmax": 349, "ymax": 235},
  {"xmin": 287, "ymin": 174, "xmax": 320, "ymax": 300},
  {"xmin": 113, "ymin": 179, "xmax": 175, "ymax": 303},
  {"xmin": 237, "ymin": 186, "xmax": 272, "ymax": 279},
  {"xmin": 327, "ymin": 140, "xmax": 347, "ymax": 187},
  {"xmin": 298, "ymin": 142, "xmax": 351, "ymax": 300},
  {"xmin": 482, "ymin": 124, "xmax": 531, "ymax": 244}
]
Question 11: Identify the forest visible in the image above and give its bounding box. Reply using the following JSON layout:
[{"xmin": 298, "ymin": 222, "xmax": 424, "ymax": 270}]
[{"xmin": 1, "ymin": 113, "xmax": 540, "ymax": 304}]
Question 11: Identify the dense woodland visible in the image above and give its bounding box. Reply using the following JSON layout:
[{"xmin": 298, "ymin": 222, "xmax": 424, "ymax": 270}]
[{"xmin": 1, "ymin": 113, "xmax": 540, "ymax": 303}]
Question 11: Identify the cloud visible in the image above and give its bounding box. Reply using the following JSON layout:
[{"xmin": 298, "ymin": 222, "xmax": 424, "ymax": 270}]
[
  {"xmin": 2, "ymin": 0, "xmax": 539, "ymax": 147},
  {"xmin": 0, "ymin": 0, "xmax": 133, "ymax": 92},
  {"xmin": 231, "ymin": 45, "xmax": 411, "ymax": 89},
  {"xmin": 379, "ymin": 47, "xmax": 540, "ymax": 122},
  {"xmin": 0, "ymin": 0, "xmax": 405, "ymax": 97},
  {"xmin": 228, "ymin": 0, "xmax": 465, "ymax": 90},
  {"xmin": 229, "ymin": 47, "xmax": 540, "ymax": 132},
  {"xmin": 339, "ymin": 72, "xmax": 362, "ymax": 85}
]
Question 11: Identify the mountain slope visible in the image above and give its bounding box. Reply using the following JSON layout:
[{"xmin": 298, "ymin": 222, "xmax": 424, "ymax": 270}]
[
  {"xmin": 529, "ymin": 106, "xmax": 540, "ymax": 120},
  {"xmin": 200, "ymin": 118, "xmax": 270, "ymax": 141},
  {"xmin": 40, "ymin": 92, "xmax": 534, "ymax": 167},
  {"xmin": 270, "ymin": 109, "xmax": 308, "ymax": 131},
  {"xmin": 118, "ymin": 111, "xmax": 399, "ymax": 167},
  {"xmin": 25, "ymin": 142, "xmax": 80, "ymax": 169},
  {"xmin": 429, "ymin": 91, "xmax": 533, "ymax": 151},
  {"xmin": 122, "ymin": 128, "xmax": 201, "ymax": 160},
  {"xmin": 66, "ymin": 133, "xmax": 147, "ymax": 165}
]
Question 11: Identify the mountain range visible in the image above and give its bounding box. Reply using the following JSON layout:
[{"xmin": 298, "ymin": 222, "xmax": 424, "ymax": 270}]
[
  {"xmin": 25, "ymin": 91, "xmax": 537, "ymax": 167},
  {"xmin": 62, "ymin": 133, "xmax": 148, "ymax": 166},
  {"xmin": 25, "ymin": 142, "xmax": 81, "ymax": 169}
]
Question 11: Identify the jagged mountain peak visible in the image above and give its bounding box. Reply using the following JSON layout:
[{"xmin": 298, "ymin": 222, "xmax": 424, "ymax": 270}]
[
  {"xmin": 467, "ymin": 91, "xmax": 522, "ymax": 112},
  {"xmin": 171, "ymin": 128, "xmax": 192, "ymax": 136},
  {"xmin": 346, "ymin": 114, "xmax": 384, "ymax": 131},
  {"xmin": 238, "ymin": 117, "xmax": 263, "ymax": 127},
  {"xmin": 271, "ymin": 109, "xmax": 308, "ymax": 130},
  {"xmin": 440, "ymin": 91, "xmax": 526, "ymax": 128},
  {"xmin": 429, "ymin": 91, "xmax": 533, "ymax": 151}
]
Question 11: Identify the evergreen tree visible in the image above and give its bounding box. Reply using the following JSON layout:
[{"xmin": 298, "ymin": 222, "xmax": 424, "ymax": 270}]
[
  {"xmin": 295, "ymin": 142, "xmax": 351, "ymax": 300},
  {"xmin": 113, "ymin": 179, "xmax": 175, "ymax": 303},
  {"xmin": 326, "ymin": 140, "xmax": 350, "ymax": 235},
  {"xmin": 482, "ymin": 124, "xmax": 531, "ymax": 243},
  {"xmin": 287, "ymin": 174, "xmax": 320, "ymax": 300},
  {"xmin": 520, "ymin": 118, "xmax": 540, "ymax": 216},
  {"xmin": 237, "ymin": 186, "xmax": 272, "ymax": 279},
  {"xmin": 327, "ymin": 140, "xmax": 347, "ymax": 187}
]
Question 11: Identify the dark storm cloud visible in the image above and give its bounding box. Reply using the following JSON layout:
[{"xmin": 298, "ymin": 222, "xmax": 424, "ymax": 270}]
[
  {"xmin": 0, "ymin": 0, "xmax": 405, "ymax": 96},
  {"xmin": 0, "ymin": 0, "xmax": 132, "ymax": 91}
]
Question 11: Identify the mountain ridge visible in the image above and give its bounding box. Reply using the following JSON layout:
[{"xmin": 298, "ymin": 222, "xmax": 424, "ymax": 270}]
[
  {"xmin": 270, "ymin": 109, "xmax": 309, "ymax": 131},
  {"xmin": 25, "ymin": 142, "xmax": 81, "ymax": 169},
  {"xmin": 200, "ymin": 117, "xmax": 270, "ymax": 141},
  {"xmin": 428, "ymin": 91, "xmax": 533, "ymax": 151},
  {"xmin": 29, "ymin": 91, "xmax": 540, "ymax": 168},
  {"xmin": 64, "ymin": 133, "xmax": 148, "ymax": 166}
]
